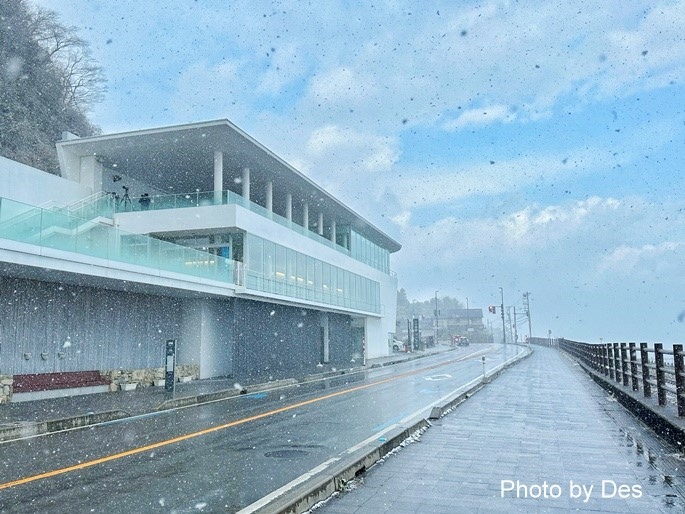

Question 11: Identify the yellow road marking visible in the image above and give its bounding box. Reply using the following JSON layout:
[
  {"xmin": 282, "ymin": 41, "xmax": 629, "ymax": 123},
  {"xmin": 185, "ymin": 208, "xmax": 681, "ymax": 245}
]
[{"xmin": 0, "ymin": 348, "xmax": 493, "ymax": 490}]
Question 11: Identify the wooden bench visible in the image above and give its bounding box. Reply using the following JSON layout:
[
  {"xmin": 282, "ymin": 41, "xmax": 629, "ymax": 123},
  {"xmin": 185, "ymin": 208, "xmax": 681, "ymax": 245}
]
[{"xmin": 13, "ymin": 371, "xmax": 111, "ymax": 393}]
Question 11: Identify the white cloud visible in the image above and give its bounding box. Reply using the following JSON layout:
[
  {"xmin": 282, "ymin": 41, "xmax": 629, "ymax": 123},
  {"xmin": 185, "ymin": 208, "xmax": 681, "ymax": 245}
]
[
  {"xmin": 390, "ymin": 146, "xmax": 623, "ymax": 210},
  {"xmin": 171, "ymin": 60, "xmax": 246, "ymax": 120},
  {"xmin": 307, "ymin": 67, "xmax": 376, "ymax": 106},
  {"xmin": 443, "ymin": 104, "xmax": 516, "ymax": 131},
  {"xmin": 306, "ymin": 125, "xmax": 399, "ymax": 172},
  {"xmin": 257, "ymin": 44, "xmax": 307, "ymax": 95},
  {"xmin": 598, "ymin": 242, "xmax": 685, "ymax": 275}
]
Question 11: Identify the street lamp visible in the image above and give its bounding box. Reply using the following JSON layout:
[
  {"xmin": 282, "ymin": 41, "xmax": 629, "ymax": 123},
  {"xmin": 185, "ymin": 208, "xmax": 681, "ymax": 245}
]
[{"xmin": 499, "ymin": 287, "xmax": 506, "ymax": 344}]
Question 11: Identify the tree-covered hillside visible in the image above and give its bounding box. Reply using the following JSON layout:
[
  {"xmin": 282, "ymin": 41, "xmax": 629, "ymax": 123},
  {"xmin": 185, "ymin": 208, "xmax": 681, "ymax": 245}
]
[{"xmin": 0, "ymin": 0, "xmax": 104, "ymax": 174}]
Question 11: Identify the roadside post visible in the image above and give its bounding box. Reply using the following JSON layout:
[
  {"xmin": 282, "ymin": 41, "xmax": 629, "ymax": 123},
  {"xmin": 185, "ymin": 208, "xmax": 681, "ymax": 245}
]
[
  {"xmin": 412, "ymin": 318, "xmax": 420, "ymax": 352},
  {"xmin": 482, "ymin": 356, "xmax": 486, "ymax": 378},
  {"xmin": 165, "ymin": 339, "xmax": 176, "ymax": 393}
]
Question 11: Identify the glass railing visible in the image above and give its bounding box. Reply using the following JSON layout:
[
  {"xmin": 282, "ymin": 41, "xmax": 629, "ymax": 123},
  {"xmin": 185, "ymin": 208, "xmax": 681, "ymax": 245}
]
[
  {"xmin": 0, "ymin": 196, "xmax": 380, "ymax": 315},
  {"xmin": 111, "ymin": 189, "xmax": 351, "ymax": 255},
  {"xmin": 0, "ymin": 196, "xmax": 242, "ymax": 286}
]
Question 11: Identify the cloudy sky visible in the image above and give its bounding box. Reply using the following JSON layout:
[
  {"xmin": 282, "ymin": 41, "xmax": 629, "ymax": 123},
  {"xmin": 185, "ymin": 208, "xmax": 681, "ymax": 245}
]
[{"xmin": 33, "ymin": 0, "xmax": 685, "ymax": 344}]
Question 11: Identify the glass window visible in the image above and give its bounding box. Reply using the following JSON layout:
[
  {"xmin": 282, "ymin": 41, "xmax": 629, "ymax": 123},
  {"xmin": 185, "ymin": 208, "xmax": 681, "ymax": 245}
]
[{"xmin": 275, "ymin": 244, "xmax": 286, "ymax": 281}]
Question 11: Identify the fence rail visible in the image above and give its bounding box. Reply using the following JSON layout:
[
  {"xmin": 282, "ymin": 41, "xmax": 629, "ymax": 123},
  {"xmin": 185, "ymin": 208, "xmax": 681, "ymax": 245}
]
[{"xmin": 559, "ymin": 339, "xmax": 685, "ymax": 417}]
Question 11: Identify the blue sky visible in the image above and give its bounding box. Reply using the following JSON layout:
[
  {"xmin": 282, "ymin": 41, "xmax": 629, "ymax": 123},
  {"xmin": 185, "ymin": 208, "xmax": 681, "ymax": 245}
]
[{"xmin": 33, "ymin": 0, "xmax": 685, "ymax": 343}]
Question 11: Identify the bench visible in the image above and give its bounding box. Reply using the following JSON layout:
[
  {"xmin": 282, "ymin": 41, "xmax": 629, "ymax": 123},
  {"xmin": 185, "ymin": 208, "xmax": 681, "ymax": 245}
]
[{"xmin": 13, "ymin": 371, "xmax": 111, "ymax": 393}]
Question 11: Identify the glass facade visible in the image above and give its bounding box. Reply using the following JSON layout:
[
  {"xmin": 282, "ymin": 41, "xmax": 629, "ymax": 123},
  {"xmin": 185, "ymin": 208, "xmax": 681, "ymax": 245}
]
[
  {"xmin": 350, "ymin": 229, "xmax": 390, "ymax": 274},
  {"xmin": 106, "ymin": 190, "xmax": 394, "ymax": 275},
  {"xmin": 245, "ymin": 233, "xmax": 381, "ymax": 314}
]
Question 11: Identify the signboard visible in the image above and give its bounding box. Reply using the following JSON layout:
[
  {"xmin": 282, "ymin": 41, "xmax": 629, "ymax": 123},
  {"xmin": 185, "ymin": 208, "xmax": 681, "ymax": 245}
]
[
  {"xmin": 165, "ymin": 339, "xmax": 176, "ymax": 392},
  {"xmin": 412, "ymin": 318, "xmax": 420, "ymax": 350}
]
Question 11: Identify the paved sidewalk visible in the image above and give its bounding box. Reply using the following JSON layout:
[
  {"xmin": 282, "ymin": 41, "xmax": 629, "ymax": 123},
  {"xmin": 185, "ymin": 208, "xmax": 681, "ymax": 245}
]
[
  {"xmin": 0, "ymin": 344, "xmax": 452, "ymax": 427},
  {"xmin": 317, "ymin": 346, "xmax": 685, "ymax": 513}
]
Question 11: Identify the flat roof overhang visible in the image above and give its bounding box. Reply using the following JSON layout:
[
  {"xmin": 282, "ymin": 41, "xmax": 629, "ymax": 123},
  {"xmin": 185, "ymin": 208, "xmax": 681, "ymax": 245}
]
[{"xmin": 56, "ymin": 119, "xmax": 401, "ymax": 253}]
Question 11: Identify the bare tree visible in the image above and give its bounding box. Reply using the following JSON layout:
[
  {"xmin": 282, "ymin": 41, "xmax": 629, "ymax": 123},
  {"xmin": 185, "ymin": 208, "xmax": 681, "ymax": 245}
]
[
  {"xmin": 0, "ymin": 0, "xmax": 103, "ymax": 172},
  {"xmin": 26, "ymin": 5, "xmax": 107, "ymax": 113}
]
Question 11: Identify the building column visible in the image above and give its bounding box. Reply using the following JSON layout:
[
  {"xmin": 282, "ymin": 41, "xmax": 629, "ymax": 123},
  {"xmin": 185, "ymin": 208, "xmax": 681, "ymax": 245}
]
[
  {"xmin": 303, "ymin": 202, "xmax": 309, "ymax": 230},
  {"xmin": 242, "ymin": 167, "xmax": 250, "ymax": 204},
  {"xmin": 79, "ymin": 155, "xmax": 104, "ymax": 194},
  {"xmin": 342, "ymin": 233, "xmax": 349, "ymax": 250},
  {"xmin": 320, "ymin": 313, "xmax": 330, "ymax": 364},
  {"xmin": 318, "ymin": 212, "xmax": 324, "ymax": 236},
  {"xmin": 213, "ymin": 151, "xmax": 223, "ymax": 204},
  {"xmin": 330, "ymin": 219, "xmax": 337, "ymax": 244},
  {"xmin": 286, "ymin": 193, "xmax": 292, "ymax": 221},
  {"xmin": 266, "ymin": 181, "xmax": 273, "ymax": 213}
]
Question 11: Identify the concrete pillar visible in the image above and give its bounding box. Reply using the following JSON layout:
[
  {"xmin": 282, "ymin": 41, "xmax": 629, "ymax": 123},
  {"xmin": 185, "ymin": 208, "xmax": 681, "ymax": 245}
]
[
  {"xmin": 318, "ymin": 212, "xmax": 324, "ymax": 236},
  {"xmin": 286, "ymin": 193, "xmax": 292, "ymax": 221},
  {"xmin": 266, "ymin": 181, "xmax": 273, "ymax": 212},
  {"xmin": 330, "ymin": 219, "xmax": 337, "ymax": 244},
  {"xmin": 320, "ymin": 313, "xmax": 330, "ymax": 364},
  {"xmin": 79, "ymin": 155, "xmax": 104, "ymax": 194},
  {"xmin": 213, "ymin": 151, "xmax": 223, "ymax": 204},
  {"xmin": 242, "ymin": 167, "xmax": 250, "ymax": 203},
  {"xmin": 303, "ymin": 202, "xmax": 309, "ymax": 230}
]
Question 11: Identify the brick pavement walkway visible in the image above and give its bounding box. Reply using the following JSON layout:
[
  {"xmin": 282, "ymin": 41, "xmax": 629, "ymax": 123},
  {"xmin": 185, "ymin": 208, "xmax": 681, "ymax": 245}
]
[{"xmin": 318, "ymin": 346, "xmax": 685, "ymax": 513}]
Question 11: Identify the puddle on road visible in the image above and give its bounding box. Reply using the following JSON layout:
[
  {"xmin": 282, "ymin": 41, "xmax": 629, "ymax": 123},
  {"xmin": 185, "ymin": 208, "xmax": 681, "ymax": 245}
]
[
  {"xmin": 265, "ymin": 449, "xmax": 310, "ymax": 459},
  {"xmin": 617, "ymin": 427, "xmax": 685, "ymax": 509}
]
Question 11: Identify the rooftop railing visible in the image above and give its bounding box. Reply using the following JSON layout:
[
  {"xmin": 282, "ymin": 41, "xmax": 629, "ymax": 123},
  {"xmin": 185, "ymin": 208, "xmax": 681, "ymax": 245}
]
[{"xmin": 112, "ymin": 189, "xmax": 351, "ymax": 256}]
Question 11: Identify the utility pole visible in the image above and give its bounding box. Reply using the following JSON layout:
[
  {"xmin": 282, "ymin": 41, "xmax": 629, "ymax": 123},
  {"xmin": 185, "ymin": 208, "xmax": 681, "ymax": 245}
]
[
  {"xmin": 499, "ymin": 287, "xmax": 506, "ymax": 344},
  {"xmin": 434, "ymin": 290, "xmax": 439, "ymax": 347},
  {"xmin": 507, "ymin": 307, "xmax": 513, "ymax": 344},
  {"xmin": 466, "ymin": 296, "xmax": 470, "ymax": 335},
  {"xmin": 513, "ymin": 306, "xmax": 518, "ymax": 343},
  {"xmin": 523, "ymin": 292, "xmax": 532, "ymax": 341}
]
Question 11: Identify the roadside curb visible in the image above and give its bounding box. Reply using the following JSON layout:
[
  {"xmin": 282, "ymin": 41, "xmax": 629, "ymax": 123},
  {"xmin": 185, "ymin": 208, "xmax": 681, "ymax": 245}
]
[
  {"xmin": 0, "ymin": 409, "xmax": 130, "ymax": 442},
  {"xmin": 238, "ymin": 344, "xmax": 533, "ymax": 514},
  {"xmin": 369, "ymin": 347, "xmax": 458, "ymax": 369}
]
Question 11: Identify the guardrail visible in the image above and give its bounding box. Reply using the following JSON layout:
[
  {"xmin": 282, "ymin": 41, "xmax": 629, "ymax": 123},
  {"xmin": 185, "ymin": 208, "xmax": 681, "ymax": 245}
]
[
  {"xmin": 528, "ymin": 337, "xmax": 559, "ymax": 348},
  {"xmin": 559, "ymin": 338, "xmax": 685, "ymax": 416}
]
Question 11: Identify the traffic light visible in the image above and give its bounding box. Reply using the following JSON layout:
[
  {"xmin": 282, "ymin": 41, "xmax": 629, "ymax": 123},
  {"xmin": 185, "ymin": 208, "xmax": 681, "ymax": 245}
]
[{"xmin": 488, "ymin": 305, "xmax": 496, "ymax": 314}]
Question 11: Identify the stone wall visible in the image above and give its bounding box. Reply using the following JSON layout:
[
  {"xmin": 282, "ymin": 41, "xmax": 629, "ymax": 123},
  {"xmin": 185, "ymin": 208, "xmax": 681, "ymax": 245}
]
[
  {"xmin": 0, "ymin": 375, "xmax": 12, "ymax": 404},
  {"xmin": 0, "ymin": 364, "xmax": 201, "ymax": 402},
  {"xmin": 101, "ymin": 364, "xmax": 200, "ymax": 389}
]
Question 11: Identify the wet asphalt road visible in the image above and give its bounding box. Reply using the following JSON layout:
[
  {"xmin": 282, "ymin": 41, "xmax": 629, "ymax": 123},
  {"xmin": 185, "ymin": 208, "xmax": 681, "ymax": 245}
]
[{"xmin": 0, "ymin": 344, "xmax": 521, "ymax": 513}]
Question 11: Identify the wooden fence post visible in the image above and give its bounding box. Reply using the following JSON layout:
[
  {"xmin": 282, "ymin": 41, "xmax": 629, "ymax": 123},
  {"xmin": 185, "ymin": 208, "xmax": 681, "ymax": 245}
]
[
  {"xmin": 629, "ymin": 343, "xmax": 638, "ymax": 392},
  {"xmin": 674, "ymin": 344, "xmax": 684, "ymax": 417},
  {"xmin": 640, "ymin": 343, "xmax": 651, "ymax": 398},
  {"xmin": 655, "ymin": 343, "xmax": 666, "ymax": 407},
  {"xmin": 620, "ymin": 343, "xmax": 628, "ymax": 387}
]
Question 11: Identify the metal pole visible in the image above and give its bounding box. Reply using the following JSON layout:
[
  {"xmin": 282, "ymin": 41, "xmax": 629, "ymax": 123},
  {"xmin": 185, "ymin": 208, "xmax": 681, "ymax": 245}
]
[
  {"xmin": 523, "ymin": 292, "xmax": 532, "ymax": 341},
  {"xmin": 513, "ymin": 306, "xmax": 518, "ymax": 343},
  {"xmin": 466, "ymin": 296, "xmax": 470, "ymax": 334},
  {"xmin": 434, "ymin": 290, "xmax": 439, "ymax": 347},
  {"xmin": 507, "ymin": 307, "xmax": 513, "ymax": 345},
  {"xmin": 499, "ymin": 287, "xmax": 506, "ymax": 344}
]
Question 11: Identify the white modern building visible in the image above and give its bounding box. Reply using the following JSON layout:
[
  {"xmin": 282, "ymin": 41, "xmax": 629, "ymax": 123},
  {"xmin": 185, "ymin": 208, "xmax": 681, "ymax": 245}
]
[{"xmin": 0, "ymin": 120, "xmax": 400, "ymax": 400}]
